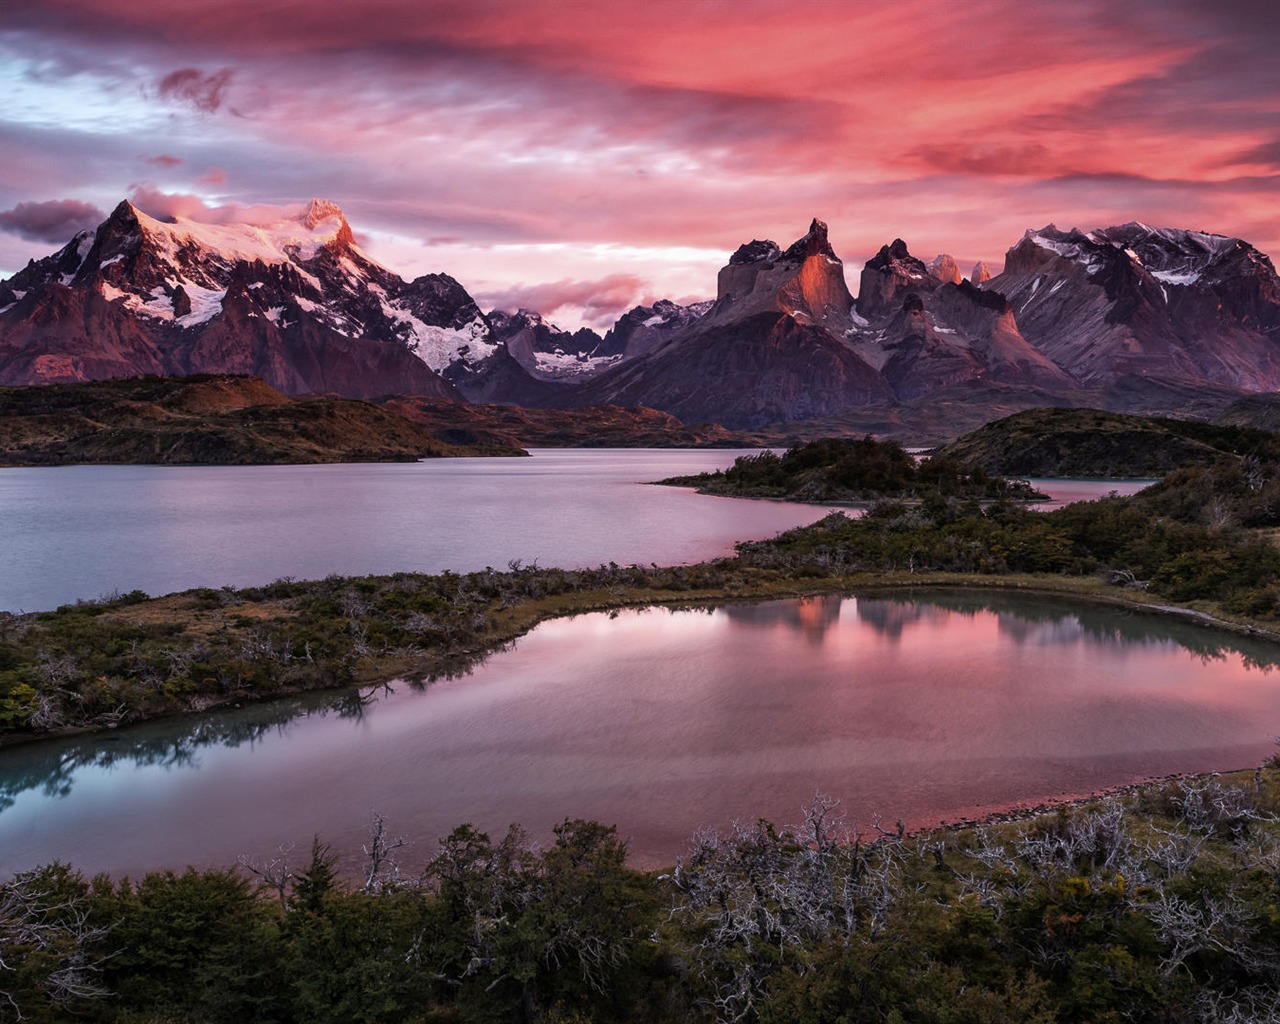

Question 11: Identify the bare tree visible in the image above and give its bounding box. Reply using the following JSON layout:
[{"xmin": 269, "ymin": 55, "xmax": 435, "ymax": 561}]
[
  {"xmin": 362, "ymin": 814, "xmax": 408, "ymax": 893},
  {"xmin": 0, "ymin": 870, "xmax": 111, "ymax": 1020}
]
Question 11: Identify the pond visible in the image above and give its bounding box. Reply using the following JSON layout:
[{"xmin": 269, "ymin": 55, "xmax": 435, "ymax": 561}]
[{"xmin": 1, "ymin": 589, "xmax": 1275, "ymax": 875}]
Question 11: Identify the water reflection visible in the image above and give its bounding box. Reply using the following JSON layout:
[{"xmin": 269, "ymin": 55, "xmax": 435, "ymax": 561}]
[
  {"xmin": 723, "ymin": 595, "xmax": 844, "ymax": 643},
  {"xmin": 1, "ymin": 590, "xmax": 1278, "ymax": 876},
  {"xmin": 0, "ymin": 688, "xmax": 370, "ymax": 814}
]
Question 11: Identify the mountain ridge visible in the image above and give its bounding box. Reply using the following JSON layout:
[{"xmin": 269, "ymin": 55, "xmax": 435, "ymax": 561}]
[{"xmin": 3, "ymin": 201, "xmax": 1278, "ymax": 434}]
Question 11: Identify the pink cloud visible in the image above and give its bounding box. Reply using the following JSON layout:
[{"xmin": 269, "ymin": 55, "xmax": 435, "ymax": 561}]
[
  {"xmin": 0, "ymin": 198, "xmax": 104, "ymax": 243},
  {"xmin": 2, "ymin": 0, "xmax": 1279, "ymax": 309},
  {"xmin": 156, "ymin": 67, "xmax": 234, "ymax": 113},
  {"xmin": 127, "ymin": 186, "xmax": 302, "ymax": 228},
  {"xmin": 477, "ymin": 274, "xmax": 654, "ymax": 329},
  {"xmin": 144, "ymin": 153, "xmax": 183, "ymax": 168}
]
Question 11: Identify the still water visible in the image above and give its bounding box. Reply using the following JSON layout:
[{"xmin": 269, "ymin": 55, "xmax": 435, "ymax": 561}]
[
  {"xmin": 0, "ymin": 450, "xmax": 1149, "ymax": 612},
  {"xmin": 1, "ymin": 590, "xmax": 1275, "ymax": 875},
  {"xmin": 0, "ymin": 450, "xmax": 825, "ymax": 612}
]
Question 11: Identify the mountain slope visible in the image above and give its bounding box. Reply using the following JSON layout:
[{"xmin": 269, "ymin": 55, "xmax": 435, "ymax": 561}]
[
  {"xmin": 987, "ymin": 223, "xmax": 1280, "ymax": 390},
  {"xmin": 0, "ymin": 374, "xmax": 522, "ymax": 465},
  {"xmin": 0, "ymin": 200, "xmax": 475, "ymax": 399}
]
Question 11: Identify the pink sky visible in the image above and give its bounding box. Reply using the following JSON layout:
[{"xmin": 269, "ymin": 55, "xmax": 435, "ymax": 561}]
[{"xmin": 1, "ymin": 0, "xmax": 1277, "ymax": 329}]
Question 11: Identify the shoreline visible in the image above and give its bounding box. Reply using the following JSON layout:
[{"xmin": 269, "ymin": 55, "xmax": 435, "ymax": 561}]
[{"xmin": 3, "ymin": 566, "xmax": 1278, "ymax": 754}]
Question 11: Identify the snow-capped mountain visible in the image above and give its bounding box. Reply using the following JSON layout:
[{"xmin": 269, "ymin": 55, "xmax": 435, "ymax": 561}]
[
  {"xmin": 486, "ymin": 309, "xmax": 610, "ymax": 380},
  {"xmin": 594, "ymin": 299, "xmax": 713, "ymax": 360},
  {"xmin": 3, "ymin": 199, "xmax": 1279, "ymax": 432},
  {"xmin": 0, "ymin": 199, "xmax": 483, "ymax": 398},
  {"xmin": 988, "ymin": 223, "xmax": 1280, "ymax": 389}
]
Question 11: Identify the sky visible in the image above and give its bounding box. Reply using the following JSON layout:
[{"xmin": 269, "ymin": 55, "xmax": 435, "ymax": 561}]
[{"xmin": 1, "ymin": 0, "xmax": 1277, "ymax": 331}]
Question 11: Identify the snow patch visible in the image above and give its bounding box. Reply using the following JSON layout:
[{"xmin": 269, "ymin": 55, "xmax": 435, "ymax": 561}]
[
  {"xmin": 534, "ymin": 351, "xmax": 622, "ymax": 379},
  {"xmin": 399, "ymin": 314, "xmax": 494, "ymax": 371},
  {"xmin": 130, "ymin": 202, "xmax": 348, "ymax": 271},
  {"xmin": 1150, "ymin": 268, "xmax": 1202, "ymax": 286},
  {"xmin": 175, "ymin": 284, "xmax": 226, "ymax": 326}
]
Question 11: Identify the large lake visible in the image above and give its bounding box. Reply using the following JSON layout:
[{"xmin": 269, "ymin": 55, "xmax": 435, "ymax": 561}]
[
  {"xmin": 2, "ymin": 591, "xmax": 1276, "ymax": 876},
  {"xmin": 0, "ymin": 450, "xmax": 1148, "ymax": 612}
]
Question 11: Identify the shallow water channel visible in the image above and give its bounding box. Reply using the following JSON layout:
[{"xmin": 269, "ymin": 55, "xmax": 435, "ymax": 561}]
[{"xmin": 2, "ymin": 589, "xmax": 1276, "ymax": 875}]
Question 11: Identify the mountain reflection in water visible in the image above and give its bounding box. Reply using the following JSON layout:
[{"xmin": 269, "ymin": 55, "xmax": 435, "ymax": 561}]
[{"xmin": 1, "ymin": 591, "xmax": 1277, "ymax": 876}]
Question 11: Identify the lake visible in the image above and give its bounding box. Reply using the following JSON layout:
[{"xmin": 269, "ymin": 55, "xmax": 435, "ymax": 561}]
[
  {"xmin": 2, "ymin": 590, "xmax": 1275, "ymax": 875},
  {"xmin": 0, "ymin": 449, "xmax": 1149, "ymax": 612}
]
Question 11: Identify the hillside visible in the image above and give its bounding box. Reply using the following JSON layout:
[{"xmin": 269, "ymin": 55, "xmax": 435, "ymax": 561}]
[
  {"xmin": 0, "ymin": 375, "xmax": 523, "ymax": 465},
  {"xmin": 382, "ymin": 395, "xmax": 755, "ymax": 448},
  {"xmin": 1217, "ymin": 393, "xmax": 1280, "ymax": 433},
  {"xmin": 936, "ymin": 407, "xmax": 1280, "ymax": 478}
]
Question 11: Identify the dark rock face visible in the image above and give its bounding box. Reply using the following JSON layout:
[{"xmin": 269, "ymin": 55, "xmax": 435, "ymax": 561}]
[
  {"xmin": 574, "ymin": 312, "xmax": 893, "ymax": 430},
  {"xmin": 845, "ymin": 237, "xmax": 1074, "ymax": 397},
  {"xmin": 0, "ymin": 199, "xmax": 467, "ymax": 400},
  {"xmin": 594, "ymin": 299, "xmax": 712, "ymax": 360},
  {"xmin": 856, "ymin": 238, "xmax": 932, "ymax": 319},
  {"xmin": 989, "ymin": 224, "xmax": 1280, "ymax": 390},
  {"xmin": 569, "ymin": 220, "xmax": 891, "ymax": 428}
]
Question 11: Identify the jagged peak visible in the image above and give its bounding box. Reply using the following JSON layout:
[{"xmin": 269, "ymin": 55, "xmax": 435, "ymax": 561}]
[
  {"xmin": 866, "ymin": 238, "xmax": 926, "ymax": 275},
  {"xmin": 729, "ymin": 238, "xmax": 780, "ymax": 266},
  {"xmin": 301, "ymin": 198, "xmax": 346, "ymax": 230},
  {"xmin": 927, "ymin": 253, "xmax": 962, "ymax": 285},
  {"xmin": 782, "ymin": 217, "xmax": 837, "ymax": 262}
]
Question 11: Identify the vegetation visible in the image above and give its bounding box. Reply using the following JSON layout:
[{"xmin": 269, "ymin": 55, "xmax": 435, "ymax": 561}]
[
  {"xmin": 658, "ymin": 436, "xmax": 1047, "ymax": 503},
  {"xmin": 4, "ymin": 428, "xmax": 1280, "ymax": 741},
  {"xmin": 6, "ymin": 766, "xmax": 1280, "ymax": 1022},
  {"xmin": 0, "ymin": 375, "xmax": 524, "ymax": 465},
  {"xmin": 736, "ymin": 461, "xmax": 1280, "ymax": 617},
  {"xmin": 383, "ymin": 395, "xmax": 756, "ymax": 448},
  {"xmin": 4, "ymin": 413, "xmax": 1280, "ymax": 1022},
  {"xmin": 936, "ymin": 406, "xmax": 1280, "ymax": 478}
]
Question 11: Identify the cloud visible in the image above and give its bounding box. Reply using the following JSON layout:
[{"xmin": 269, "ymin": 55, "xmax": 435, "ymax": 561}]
[
  {"xmin": 127, "ymin": 186, "xmax": 300, "ymax": 227},
  {"xmin": 0, "ymin": 198, "xmax": 104, "ymax": 243},
  {"xmin": 3, "ymin": 0, "xmax": 1280, "ymax": 303},
  {"xmin": 156, "ymin": 67, "xmax": 234, "ymax": 113},
  {"xmin": 477, "ymin": 273, "xmax": 653, "ymax": 328},
  {"xmin": 197, "ymin": 167, "xmax": 228, "ymax": 186}
]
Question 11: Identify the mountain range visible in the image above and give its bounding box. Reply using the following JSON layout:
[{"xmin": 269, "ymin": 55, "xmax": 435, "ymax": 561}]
[{"xmin": 2, "ymin": 199, "xmax": 1277, "ymax": 434}]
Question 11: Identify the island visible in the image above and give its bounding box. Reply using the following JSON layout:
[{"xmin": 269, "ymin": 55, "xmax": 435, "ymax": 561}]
[{"xmin": 657, "ymin": 435, "xmax": 1047, "ymax": 502}]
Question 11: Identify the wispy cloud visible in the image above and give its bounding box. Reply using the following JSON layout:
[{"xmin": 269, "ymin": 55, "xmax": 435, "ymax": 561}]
[{"xmin": 1, "ymin": 0, "xmax": 1278, "ymax": 326}]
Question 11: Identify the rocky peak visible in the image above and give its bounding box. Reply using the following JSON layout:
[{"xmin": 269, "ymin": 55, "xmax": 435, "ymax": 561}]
[
  {"xmin": 781, "ymin": 218, "xmax": 837, "ymax": 262},
  {"xmin": 713, "ymin": 218, "xmax": 854, "ymax": 330},
  {"xmin": 300, "ymin": 198, "xmax": 354, "ymax": 250},
  {"xmin": 729, "ymin": 239, "xmax": 781, "ymax": 265},
  {"xmin": 856, "ymin": 238, "xmax": 932, "ymax": 318},
  {"xmin": 927, "ymin": 254, "xmax": 962, "ymax": 285},
  {"xmin": 971, "ymin": 261, "xmax": 992, "ymax": 284}
]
